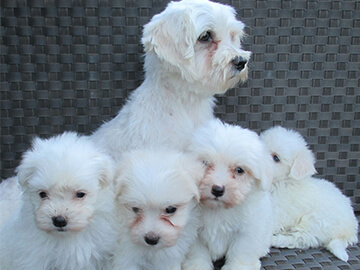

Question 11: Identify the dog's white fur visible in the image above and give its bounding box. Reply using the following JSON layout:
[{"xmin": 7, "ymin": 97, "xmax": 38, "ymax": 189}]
[
  {"xmin": 112, "ymin": 150, "xmax": 204, "ymax": 270},
  {"xmin": 260, "ymin": 126, "xmax": 358, "ymax": 262},
  {"xmin": 91, "ymin": 0, "xmax": 251, "ymax": 160},
  {"xmin": 183, "ymin": 119, "xmax": 274, "ymax": 270},
  {"xmin": 0, "ymin": 176, "xmax": 22, "ymax": 230},
  {"xmin": 0, "ymin": 132, "xmax": 117, "ymax": 270}
]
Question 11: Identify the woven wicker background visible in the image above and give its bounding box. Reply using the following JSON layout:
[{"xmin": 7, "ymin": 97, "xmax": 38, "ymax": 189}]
[{"xmin": 1, "ymin": 0, "xmax": 359, "ymax": 209}]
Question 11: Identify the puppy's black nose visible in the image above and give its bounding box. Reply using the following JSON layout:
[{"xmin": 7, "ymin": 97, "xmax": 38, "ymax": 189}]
[
  {"xmin": 232, "ymin": 56, "xmax": 248, "ymax": 71},
  {"xmin": 211, "ymin": 185, "xmax": 225, "ymax": 197},
  {"xmin": 52, "ymin": 216, "xmax": 67, "ymax": 228},
  {"xmin": 144, "ymin": 233, "xmax": 160, "ymax": 246}
]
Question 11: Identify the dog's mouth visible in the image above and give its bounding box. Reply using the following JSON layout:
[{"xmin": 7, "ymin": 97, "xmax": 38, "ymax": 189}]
[
  {"xmin": 201, "ymin": 197, "xmax": 236, "ymax": 210},
  {"xmin": 201, "ymin": 197, "xmax": 224, "ymax": 208}
]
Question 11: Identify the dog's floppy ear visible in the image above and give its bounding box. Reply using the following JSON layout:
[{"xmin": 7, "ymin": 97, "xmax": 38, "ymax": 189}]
[
  {"xmin": 289, "ymin": 148, "xmax": 317, "ymax": 180},
  {"xmin": 94, "ymin": 154, "xmax": 115, "ymax": 189},
  {"xmin": 112, "ymin": 158, "xmax": 129, "ymax": 198},
  {"xmin": 16, "ymin": 137, "xmax": 43, "ymax": 188},
  {"xmin": 16, "ymin": 156, "xmax": 36, "ymax": 188},
  {"xmin": 142, "ymin": 5, "xmax": 197, "ymax": 77},
  {"xmin": 178, "ymin": 154, "xmax": 205, "ymax": 202},
  {"xmin": 255, "ymin": 153, "xmax": 274, "ymax": 191},
  {"xmin": 248, "ymin": 143, "xmax": 274, "ymax": 191}
]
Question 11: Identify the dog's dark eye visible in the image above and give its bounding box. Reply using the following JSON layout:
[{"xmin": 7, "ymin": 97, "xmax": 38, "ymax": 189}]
[
  {"xmin": 198, "ymin": 31, "xmax": 212, "ymax": 42},
  {"xmin": 202, "ymin": 160, "xmax": 209, "ymax": 166},
  {"xmin": 132, "ymin": 207, "xmax": 140, "ymax": 214},
  {"xmin": 165, "ymin": 206, "xmax": 177, "ymax": 214},
  {"xmin": 75, "ymin": 192, "xmax": 86, "ymax": 198},
  {"xmin": 235, "ymin": 167, "xmax": 244, "ymax": 175},
  {"xmin": 273, "ymin": 155, "xmax": 280, "ymax": 163},
  {"xmin": 39, "ymin": 191, "xmax": 48, "ymax": 199}
]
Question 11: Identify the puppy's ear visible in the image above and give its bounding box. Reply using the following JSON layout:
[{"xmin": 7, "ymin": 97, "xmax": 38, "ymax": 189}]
[
  {"xmin": 142, "ymin": 6, "xmax": 197, "ymax": 77},
  {"xmin": 179, "ymin": 154, "xmax": 205, "ymax": 202},
  {"xmin": 249, "ymin": 143, "xmax": 274, "ymax": 191},
  {"xmin": 112, "ymin": 159, "xmax": 128, "ymax": 198},
  {"xmin": 16, "ymin": 137, "xmax": 42, "ymax": 188},
  {"xmin": 95, "ymin": 154, "xmax": 115, "ymax": 189},
  {"xmin": 16, "ymin": 157, "xmax": 36, "ymax": 188},
  {"xmin": 289, "ymin": 148, "xmax": 317, "ymax": 180},
  {"xmin": 256, "ymin": 153, "xmax": 274, "ymax": 191}
]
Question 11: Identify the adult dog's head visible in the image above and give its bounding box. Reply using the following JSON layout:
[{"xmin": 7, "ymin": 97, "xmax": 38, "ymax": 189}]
[{"xmin": 142, "ymin": 0, "xmax": 251, "ymax": 95}]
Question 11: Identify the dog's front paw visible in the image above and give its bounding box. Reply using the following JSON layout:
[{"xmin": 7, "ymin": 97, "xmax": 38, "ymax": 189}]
[{"xmin": 272, "ymin": 234, "xmax": 295, "ymax": 248}]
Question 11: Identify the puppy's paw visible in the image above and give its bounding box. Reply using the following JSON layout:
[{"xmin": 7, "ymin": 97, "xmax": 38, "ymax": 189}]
[{"xmin": 272, "ymin": 234, "xmax": 296, "ymax": 248}]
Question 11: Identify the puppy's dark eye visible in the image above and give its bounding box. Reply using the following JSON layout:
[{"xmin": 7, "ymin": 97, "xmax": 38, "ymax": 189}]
[
  {"xmin": 165, "ymin": 206, "xmax": 177, "ymax": 214},
  {"xmin": 39, "ymin": 191, "xmax": 48, "ymax": 199},
  {"xmin": 273, "ymin": 155, "xmax": 280, "ymax": 163},
  {"xmin": 75, "ymin": 192, "xmax": 86, "ymax": 198},
  {"xmin": 235, "ymin": 167, "xmax": 244, "ymax": 175},
  {"xmin": 202, "ymin": 160, "xmax": 209, "ymax": 166},
  {"xmin": 198, "ymin": 31, "xmax": 212, "ymax": 42},
  {"xmin": 132, "ymin": 207, "xmax": 140, "ymax": 214}
]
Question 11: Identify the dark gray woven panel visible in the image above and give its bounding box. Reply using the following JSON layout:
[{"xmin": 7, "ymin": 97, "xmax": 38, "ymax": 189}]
[{"xmin": 1, "ymin": 1, "xmax": 360, "ymax": 268}]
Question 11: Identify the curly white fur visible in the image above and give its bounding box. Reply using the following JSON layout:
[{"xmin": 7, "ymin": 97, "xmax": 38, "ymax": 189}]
[
  {"xmin": 91, "ymin": 0, "xmax": 251, "ymax": 160},
  {"xmin": 260, "ymin": 126, "xmax": 358, "ymax": 262},
  {"xmin": 183, "ymin": 119, "xmax": 274, "ymax": 270},
  {"xmin": 0, "ymin": 132, "xmax": 117, "ymax": 270}
]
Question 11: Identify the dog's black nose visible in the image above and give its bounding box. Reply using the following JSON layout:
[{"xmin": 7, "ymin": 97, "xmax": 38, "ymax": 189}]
[
  {"xmin": 52, "ymin": 216, "xmax": 67, "ymax": 228},
  {"xmin": 144, "ymin": 233, "xmax": 160, "ymax": 246},
  {"xmin": 232, "ymin": 56, "xmax": 248, "ymax": 71},
  {"xmin": 211, "ymin": 185, "xmax": 225, "ymax": 197}
]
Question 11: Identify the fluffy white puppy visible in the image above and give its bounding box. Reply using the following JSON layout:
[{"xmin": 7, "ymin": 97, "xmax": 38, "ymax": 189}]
[
  {"xmin": 183, "ymin": 119, "xmax": 274, "ymax": 270},
  {"xmin": 260, "ymin": 126, "xmax": 358, "ymax": 262},
  {"xmin": 112, "ymin": 150, "xmax": 204, "ymax": 270},
  {"xmin": 0, "ymin": 132, "xmax": 117, "ymax": 270},
  {"xmin": 91, "ymin": 0, "xmax": 251, "ymax": 160}
]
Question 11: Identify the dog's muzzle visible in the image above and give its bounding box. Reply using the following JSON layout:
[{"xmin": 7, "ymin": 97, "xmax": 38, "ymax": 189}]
[{"xmin": 232, "ymin": 56, "xmax": 248, "ymax": 71}]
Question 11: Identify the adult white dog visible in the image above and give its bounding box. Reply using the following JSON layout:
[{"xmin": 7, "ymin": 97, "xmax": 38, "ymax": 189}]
[
  {"xmin": 183, "ymin": 119, "xmax": 274, "ymax": 270},
  {"xmin": 91, "ymin": 0, "xmax": 251, "ymax": 160},
  {"xmin": 260, "ymin": 126, "xmax": 358, "ymax": 262},
  {"xmin": 112, "ymin": 150, "xmax": 204, "ymax": 270},
  {"xmin": 0, "ymin": 132, "xmax": 117, "ymax": 270}
]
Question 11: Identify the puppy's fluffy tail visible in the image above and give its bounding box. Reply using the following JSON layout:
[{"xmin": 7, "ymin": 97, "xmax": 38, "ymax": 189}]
[{"xmin": 326, "ymin": 239, "xmax": 350, "ymax": 262}]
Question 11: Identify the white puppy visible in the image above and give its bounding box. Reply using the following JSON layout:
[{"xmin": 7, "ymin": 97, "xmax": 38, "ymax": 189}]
[
  {"xmin": 0, "ymin": 132, "xmax": 117, "ymax": 270},
  {"xmin": 112, "ymin": 150, "xmax": 204, "ymax": 270},
  {"xmin": 183, "ymin": 119, "xmax": 274, "ymax": 270},
  {"xmin": 260, "ymin": 126, "xmax": 358, "ymax": 262},
  {"xmin": 91, "ymin": 0, "xmax": 251, "ymax": 160}
]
